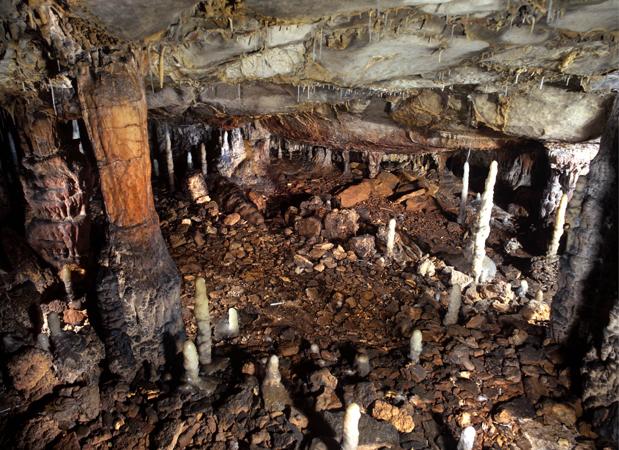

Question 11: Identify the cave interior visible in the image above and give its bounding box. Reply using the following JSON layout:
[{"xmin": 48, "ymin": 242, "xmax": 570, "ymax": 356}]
[{"xmin": 0, "ymin": 0, "xmax": 617, "ymax": 449}]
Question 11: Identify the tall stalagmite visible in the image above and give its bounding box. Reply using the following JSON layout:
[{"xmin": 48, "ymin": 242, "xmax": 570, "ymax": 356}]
[{"xmin": 77, "ymin": 55, "xmax": 184, "ymax": 379}]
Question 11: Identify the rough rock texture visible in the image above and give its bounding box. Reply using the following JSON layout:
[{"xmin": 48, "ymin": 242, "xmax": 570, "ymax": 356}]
[
  {"xmin": 576, "ymin": 97, "xmax": 618, "ymax": 445},
  {"xmin": 7, "ymin": 347, "xmax": 60, "ymax": 402},
  {"xmin": 552, "ymin": 96, "xmax": 617, "ymax": 342},
  {"xmin": 77, "ymin": 56, "xmax": 184, "ymax": 379},
  {"xmin": 15, "ymin": 106, "xmax": 91, "ymax": 269},
  {"xmin": 323, "ymin": 209, "xmax": 359, "ymax": 241}
]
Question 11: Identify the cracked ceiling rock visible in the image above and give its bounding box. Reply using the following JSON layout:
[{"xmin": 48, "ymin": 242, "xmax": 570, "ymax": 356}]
[
  {"xmin": 471, "ymin": 87, "xmax": 612, "ymax": 142},
  {"xmin": 223, "ymin": 44, "xmax": 306, "ymax": 81}
]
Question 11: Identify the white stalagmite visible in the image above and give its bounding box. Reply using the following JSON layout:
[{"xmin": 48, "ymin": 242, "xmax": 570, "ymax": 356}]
[
  {"xmin": 187, "ymin": 152, "xmax": 194, "ymax": 170},
  {"xmin": 458, "ymin": 160, "xmax": 470, "ymax": 224},
  {"xmin": 409, "ymin": 329, "xmax": 423, "ymax": 363},
  {"xmin": 59, "ymin": 265, "xmax": 74, "ymax": 300},
  {"xmin": 342, "ymin": 403, "xmax": 361, "ymax": 450},
  {"xmin": 547, "ymin": 192, "xmax": 568, "ymax": 256},
  {"xmin": 471, "ymin": 161, "xmax": 498, "ymax": 284},
  {"xmin": 165, "ymin": 127, "xmax": 175, "ymax": 191},
  {"xmin": 457, "ymin": 426, "xmax": 476, "ymax": 450},
  {"xmin": 386, "ymin": 218, "xmax": 396, "ymax": 257},
  {"xmin": 200, "ymin": 143, "xmax": 207, "ymax": 176},
  {"xmin": 182, "ymin": 340, "xmax": 200, "ymax": 384},
  {"xmin": 194, "ymin": 277, "xmax": 212, "ymax": 367},
  {"xmin": 354, "ymin": 353, "xmax": 371, "ymax": 377},
  {"xmin": 264, "ymin": 355, "xmax": 281, "ymax": 385},
  {"xmin": 444, "ymin": 284, "xmax": 462, "ymax": 326},
  {"xmin": 47, "ymin": 312, "xmax": 62, "ymax": 337},
  {"xmin": 228, "ymin": 307, "xmax": 239, "ymax": 337}
]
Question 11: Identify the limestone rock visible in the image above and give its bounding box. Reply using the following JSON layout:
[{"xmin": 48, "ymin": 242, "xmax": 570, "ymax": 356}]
[
  {"xmin": 349, "ymin": 235, "xmax": 376, "ymax": 259},
  {"xmin": 337, "ymin": 180, "xmax": 372, "ymax": 208},
  {"xmin": 295, "ymin": 216, "xmax": 322, "ymax": 238},
  {"xmin": 371, "ymin": 400, "xmax": 415, "ymax": 433},
  {"xmin": 323, "ymin": 209, "xmax": 359, "ymax": 241},
  {"xmin": 370, "ymin": 172, "xmax": 399, "ymax": 197},
  {"xmin": 7, "ymin": 347, "xmax": 59, "ymax": 402}
]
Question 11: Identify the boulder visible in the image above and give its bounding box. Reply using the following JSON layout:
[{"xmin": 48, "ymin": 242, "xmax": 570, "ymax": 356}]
[
  {"xmin": 337, "ymin": 180, "xmax": 372, "ymax": 208},
  {"xmin": 323, "ymin": 209, "xmax": 359, "ymax": 241}
]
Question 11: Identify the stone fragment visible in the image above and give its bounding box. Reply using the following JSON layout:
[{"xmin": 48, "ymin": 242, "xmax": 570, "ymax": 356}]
[
  {"xmin": 186, "ymin": 172, "xmax": 210, "ymax": 204},
  {"xmin": 349, "ymin": 235, "xmax": 376, "ymax": 259},
  {"xmin": 370, "ymin": 172, "xmax": 399, "ymax": 197},
  {"xmin": 310, "ymin": 368, "xmax": 338, "ymax": 392},
  {"xmin": 295, "ymin": 216, "xmax": 322, "ymax": 238},
  {"xmin": 223, "ymin": 212, "xmax": 241, "ymax": 226},
  {"xmin": 323, "ymin": 209, "xmax": 359, "ymax": 240},
  {"xmin": 63, "ymin": 309, "xmax": 86, "ymax": 325},
  {"xmin": 371, "ymin": 400, "xmax": 415, "ymax": 433},
  {"xmin": 540, "ymin": 401, "xmax": 578, "ymax": 427},
  {"xmin": 294, "ymin": 254, "xmax": 314, "ymax": 270},
  {"xmin": 493, "ymin": 397, "xmax": 536, "ymax": 424},
  {"xmin": 337, "ymin": 180, "xmax": 372, "ymax": 207},
  {"xmin": 316, "ymin": 388, "xmax": 343, "ymax": 411}
]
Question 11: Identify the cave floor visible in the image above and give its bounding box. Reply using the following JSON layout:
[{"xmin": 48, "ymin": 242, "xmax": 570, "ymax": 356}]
[{"xmin": 111, "ymin": 163, "xmax": 595, "ymax": 450}]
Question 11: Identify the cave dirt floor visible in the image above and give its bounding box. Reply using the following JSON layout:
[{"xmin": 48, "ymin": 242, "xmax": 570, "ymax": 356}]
[
  {"xmin": 12, "ymin": 160, "xmax": 595, "ymax": 449},
  {"xmin": 102, "ymin": 160, "xmax": 595, "ymax": 450}
]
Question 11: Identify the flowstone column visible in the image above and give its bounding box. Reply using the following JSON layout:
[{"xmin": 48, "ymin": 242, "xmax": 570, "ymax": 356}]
[
  {"xmin": 77, "ymin": 56, "xmax": 184, "ymax": 379},
  {"xmin": 15, "ymin": 105, "xmax": 91, "ymax": 270}
]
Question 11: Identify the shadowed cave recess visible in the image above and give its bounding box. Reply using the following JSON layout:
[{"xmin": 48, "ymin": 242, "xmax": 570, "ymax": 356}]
[{"xmin": 0, "ymin": 0, "xmax": 617, "ymax": 449}]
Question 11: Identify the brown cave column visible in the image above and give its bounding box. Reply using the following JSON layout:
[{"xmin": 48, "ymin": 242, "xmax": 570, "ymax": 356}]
[
  {"xmin": 15, "ymin": 104, "xmax": 91, "ymax": 270},
  {"xmin": 77, "ymin": 56, "xmax": 184, "ymax": 380}
]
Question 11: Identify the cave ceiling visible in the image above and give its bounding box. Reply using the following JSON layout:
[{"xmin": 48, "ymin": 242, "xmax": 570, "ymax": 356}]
[{"xmin": 0, "ymin": 0, "xmax": 617, "ymax": 146}]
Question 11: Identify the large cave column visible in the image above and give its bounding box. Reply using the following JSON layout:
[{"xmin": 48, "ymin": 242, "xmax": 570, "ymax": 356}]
[
  {"xmin": 77, "ymin": 57, "xmax": 184, "ymax": 380},
  {"xmin": 14, "ymin": 105, "xmax": 91, "ymax": 270}
]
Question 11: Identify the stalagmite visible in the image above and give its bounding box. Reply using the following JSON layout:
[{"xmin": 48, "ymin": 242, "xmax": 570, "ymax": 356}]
[
  {"xmin": 457, "ymin": 426, "xmax": 476, "ymax": 450},
  {"xmin": 77, "ymin": 57, "xmax": 184, "ymax": 379},
  {"xmin": 458, "ymin": 160, "xmax": 469, "ymax": 225},
  {"xmin": 355, "ymin": 353, "xmax": 371, "ymax": 377},
  {"xmin": 386, "ymin": 218, "xmax": 396, "ymax": 258},
  {"xmin": 409, "ymin": 329, "xmax": 423, "ymax": 363},
  {"xmin": 342, "ymin": 403, "xmax": 361, "ymax": 450},
  {"xmin": 444, "ymin": 284, "xmax": 462, "ymax": 326},
  {"xmin": 261, "ymin": 355, "xmax": 291, "ymax": 411},
  {"xmin": 200, "ymin": 142, "xmax": 207, "ymax": 176},
  {"xmin": 228, "ymin": 307, "xmax": 239, "ymax": 337},
  {"xmin": 186, "ymin": 152, "xmax": 194, "ymax": 170},
  {"xmin": 194, "ymin": 277, "xmax": 212, "ymax": 367},
  {"xmin": 471, "ymin": 161, "xmax": 498, "ymax": 284},
  {"xmin": 547, "ymin": 193, "xmax": 568, "ymax": 256},
  {"xmin": 182, "ymin": 340, "xmax": 200, "ymax": 385},
  {"xmin": 60, "ymin": 265, "xmax": 74, "ymax": 300},
  {"xmin": 165, "ymin": 127, "xmax": 175, "ymax": 191},
  {"xmin": 215, "ymin": 307, "xmax": 240, "ymax": 339}
]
